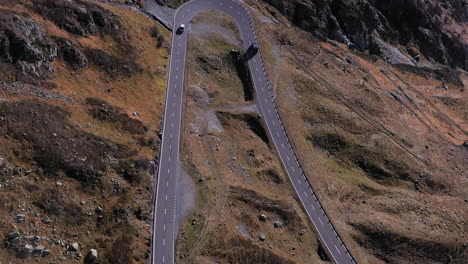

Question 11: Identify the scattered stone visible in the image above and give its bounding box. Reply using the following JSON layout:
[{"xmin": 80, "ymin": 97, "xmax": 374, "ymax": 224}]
[
  {"xmin": 16, "ymin": 214, "xmax": 26, "ymax": 223},
  {"xmin": 85, "ymin": 248, "xmax": 98, "ymax": 263},
  {"xmin": 258, "ymin": 233, "xmax": 266, "ymax": 241},
  {"xmin": 56, "ymin": 181, "xmax": 63, "ymax": 187},
  {"xmin": 69, "ymin": 242, "xmax": 80, "ymax": 252},
  {"xmin": 41, "ymin": 216, "xmax": 52, "ymax": 224},
  {"xmin": 259, "ymin": 214, "xmax": 267, "ymax": 221},
  {"xmin": 95, "ymin": 206, "xmax": 103, "ymax": 213},
  {"xmin": 32, "ymin": 245, "xmax": 45, "ymax": 257},
  {"xmin": 5, "ymin": 230, "xmax": 20, "ymax": 240},
  {"xmin": 80, "ymin": 201, "xmax": 86, "ymax": 205},
  {"xmin": 273, "ymin": 221, "xmax": 283, "ymax": 228},
  {"xmin": 24, "ymin": 235, "xmax": 35, "ymax": 242},
  {"xmin": 191, "ymin": 219, "xmax": 197, "ymax": 225},
  {"xmin": 299, "ymin": 229, "xmax": 306, "ymax": 236},
  {"xmin": 198, "ymin": 177, "xmax": 205, "ymax": 183},
  {"xmin": 22, "ymin": 244, "xmax": 34, "ymax": 255},
  {"xmin": 132, "ymin": 112, "xmax": 139, "ymax": 116},
  {"xmin": 442, "ymin": 82, "xmax": 449, "ymax": 90}
]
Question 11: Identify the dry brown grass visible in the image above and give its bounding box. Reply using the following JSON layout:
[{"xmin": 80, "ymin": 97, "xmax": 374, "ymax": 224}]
[
  {"xmin": 0, "ymin": 1, "xmax": 167, "ymax": 262},
  {"xmin": 251, "ymin": 2, "xmax": 468, "ymax": 263}
]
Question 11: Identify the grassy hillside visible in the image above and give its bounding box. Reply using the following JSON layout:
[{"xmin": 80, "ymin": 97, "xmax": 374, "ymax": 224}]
[{"xmin": 0, "ymin": 0, "xmax": 169, "ymax": 263}]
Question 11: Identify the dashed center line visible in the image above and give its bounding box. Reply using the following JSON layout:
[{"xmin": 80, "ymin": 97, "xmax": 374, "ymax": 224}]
[{"xmin": 335, "ymin": 245, "xmax": 341, "ymax": 255}]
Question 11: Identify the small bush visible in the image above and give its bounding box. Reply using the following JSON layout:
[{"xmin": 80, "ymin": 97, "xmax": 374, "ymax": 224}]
[
  {"xmin": 150, "ymin": 26, "xmax": 160, "ymax": 38},
  {"xmin": 104, "ymin": 234, "xmax": 133, "ymax": 264}
]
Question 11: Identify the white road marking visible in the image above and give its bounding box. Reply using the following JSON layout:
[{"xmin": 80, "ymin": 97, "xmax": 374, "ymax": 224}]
[
  {"xmin": 163, "ymin": 256, "xmax": 165, "ymax": 263},
  {"xmin": 297, "ymin": 179, "xmax": 301, "ymax": 185},
  {"xmin": 165, "ymin": 195, "xmax": 168, "ymax": 201},
  {"xmin": 170, "ymin": 144, "xmax": 172, "ymax": 149},
  {"xmin": 281, "ymin": 143, "xmax": 285, "ymax": 149},
  {"xmin": 163, "ymin": 239, "xmax": 165, "ymax": 246},
  {"xmin": 167, "ymin": 168, "xmax": 170, "ymax": 174},
  {"xmin": 304, "ymin": 191, "xmax": 308, "ymax": 197},
  {"xmin": 335, "ymin": 245, "xmax": 341, "ymax": 255},
  {"xmin": 164, "ymin": 208, "xmax": 167, "ymax": 215},
  {"xmin": 163, "ymin": 224, "xmax": 166, "ymax": 230},
  {"xmin": 287, "ymin": 155, "xmax": 290, "ymax": 161},
  {"xmin": 292, "ymin": 166, "xmax": 295, "ymax": 172},
  {"xmin": 276, "ymin": 131, "xmax": 280, "ymax": 137},
  {"xmin": 166, "ymin": 181, "xmax": 168, "ymax": 187},
  {"xmin": 319, "ymin": 217, "xmax": 324, "ymax": 225}
]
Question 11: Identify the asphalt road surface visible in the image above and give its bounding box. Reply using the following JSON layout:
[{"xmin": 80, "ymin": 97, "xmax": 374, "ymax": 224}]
[{"xmin": 151, "ymin": 1, "xmax": 357, "ymax": 263}]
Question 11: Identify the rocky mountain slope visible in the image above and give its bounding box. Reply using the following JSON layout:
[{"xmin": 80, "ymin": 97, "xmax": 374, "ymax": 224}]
[
  {"xmin": 0, "ymin": 0, "xmax": 169, "ymax": 263},
  {"xmin": 158, "ymin": 0, "xmax": 468, "ymax": 70},
  {"xmin": 261, "ymin": 0, "xmax": 467, "ymax": 70}
]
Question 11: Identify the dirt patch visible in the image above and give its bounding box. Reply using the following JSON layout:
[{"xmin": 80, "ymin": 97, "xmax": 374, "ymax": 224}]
[
  {"xmin": 257, "ymin": 168, "xmax": 283, "ymax": 184},
  {"xmin": 203, "ymin": 236, "xmax": 295, "ymax": 264},
  {"xmin": 84, "ymin": 48, "xmax": 142, "ymax": 78},
  {"xmin": 33, "ymin": 189, "xmax": 85, "ymax": 226},
  {"xmin": 351, "ymin": 221, "xmax": 468, "ymax": 264},
  {"xmin": 307, "ymin": 128, "xmax": 421, "ymax": 182},
  {"xmin": 86, "ymin": 97, "xmax": 147, "ymax": 135},
  {"xmin": 394, "ymin": 64, "xmax": 464, "ymax": 87},
  {"xmin": 230, "ymin": 186, "xmax": 300, "ymax": 229},
  {"xmin": 217, "ymin": 111, "xmax": 269, "ymax": 145}
]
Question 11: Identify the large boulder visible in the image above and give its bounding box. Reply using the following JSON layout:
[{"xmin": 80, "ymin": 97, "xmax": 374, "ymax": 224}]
[{"xmin": 85, "ymin": 248, "xmax": 98, "ymax": 263}]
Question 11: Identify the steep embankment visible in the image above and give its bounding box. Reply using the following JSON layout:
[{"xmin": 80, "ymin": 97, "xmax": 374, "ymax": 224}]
[
  {"xmin": 248, "ymin": 0, "xmax": 467, "ymax": 263},
  {"xmin": 0, "ymin": 0, "xmax": 169, "ymax": 263}
]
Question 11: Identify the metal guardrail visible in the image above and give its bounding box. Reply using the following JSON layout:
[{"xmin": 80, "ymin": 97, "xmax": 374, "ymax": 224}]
[{"xmin": 238, "ymin": 2, "xmax": 357, "ymax": 263}]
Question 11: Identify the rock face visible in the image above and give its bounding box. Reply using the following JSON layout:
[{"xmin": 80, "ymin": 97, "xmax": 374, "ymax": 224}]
[
  {"xmin": 0, "ymin": 11, "xmax": 57, "ymax": 80},
  {"xmin": 54, "ymin": 37, "xmax": 88, "ymax": 69},
  {"xmin": 262, "ymin": 0, "xmax": 468, "ymax": 70},
  {"xmin": 35, "ymin": 0, "xmax": 119, "ymax": 37}
]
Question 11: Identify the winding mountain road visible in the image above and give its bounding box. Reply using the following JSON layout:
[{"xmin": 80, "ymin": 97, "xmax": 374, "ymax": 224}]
[{"xmin": 151, "ymin": 1, "xmax": 356, "ymax": 263}]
